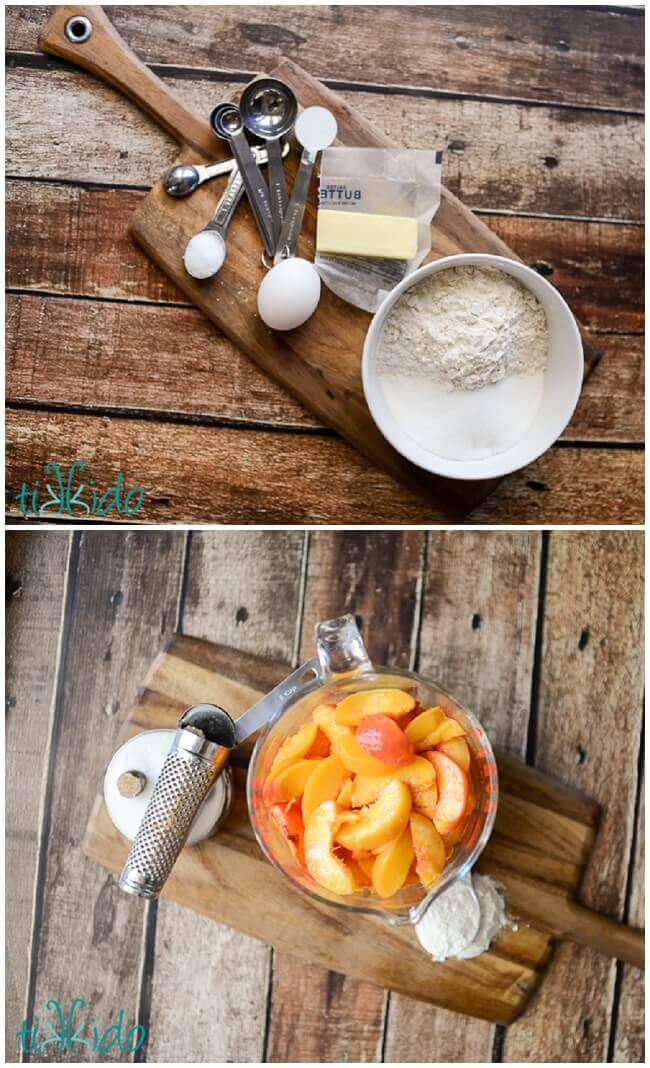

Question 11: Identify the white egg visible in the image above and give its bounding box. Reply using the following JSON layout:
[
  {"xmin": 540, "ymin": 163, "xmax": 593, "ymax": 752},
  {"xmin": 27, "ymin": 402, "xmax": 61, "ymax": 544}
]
[
  {"xmin": 184, "ymin": 230, "xmax": 226, "ymax": 279},
  {"xmin": 257, "ymin": 257, "xmax": 321, "ymax": 331}
]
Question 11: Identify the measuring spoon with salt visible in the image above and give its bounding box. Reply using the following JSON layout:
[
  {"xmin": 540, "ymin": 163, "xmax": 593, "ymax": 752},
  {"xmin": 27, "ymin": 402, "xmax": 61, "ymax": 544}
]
[
  {"xmin": 257, "ymin": 106, "xmax": 338, "ymax": 331},
  {"xmin": 183, "ymin": 166, "xmax": 244, "ymax": 280},
  {"xmin": 210, "ymin": 103, "xmax": 276, "ymax": 259}
]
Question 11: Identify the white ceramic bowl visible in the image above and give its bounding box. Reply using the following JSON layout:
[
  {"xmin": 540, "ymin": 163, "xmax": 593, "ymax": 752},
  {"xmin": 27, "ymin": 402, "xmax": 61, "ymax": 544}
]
[{"xmin": 362, "ymin": 253, "xmax": 584, "ymax": 479}]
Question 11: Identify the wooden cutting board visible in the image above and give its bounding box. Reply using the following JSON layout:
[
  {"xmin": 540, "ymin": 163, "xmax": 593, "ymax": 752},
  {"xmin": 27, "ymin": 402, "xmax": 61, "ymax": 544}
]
[
  {"xmin": 39, "ymin": 6, "xmax": 595, "ymax": 521},
  {"xmin": 83, "ymin": 635, "xmax": 643, "ymax": 1025}
]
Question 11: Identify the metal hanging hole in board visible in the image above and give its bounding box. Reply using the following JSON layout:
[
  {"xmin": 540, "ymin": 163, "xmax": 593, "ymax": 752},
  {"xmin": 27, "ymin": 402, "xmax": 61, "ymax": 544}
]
[{"xmin": 64, "ymin": 15, "xmax": 93, "ymax": 44}]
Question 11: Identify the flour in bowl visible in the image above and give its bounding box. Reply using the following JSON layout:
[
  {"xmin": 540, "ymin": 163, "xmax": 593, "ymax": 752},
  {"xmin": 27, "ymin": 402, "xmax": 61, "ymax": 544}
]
[
  {"xmin": 415, "ymin": 874, "xmax": 512, "ymax": 962},
  {"xmin": 377, "ymin": 266, "xmax": 549, "ymax": 461}
]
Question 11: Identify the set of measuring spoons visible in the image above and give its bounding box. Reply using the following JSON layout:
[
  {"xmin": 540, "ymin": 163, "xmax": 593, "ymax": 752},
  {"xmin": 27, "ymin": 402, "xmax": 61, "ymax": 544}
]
[{"xmin": 167, "ymin": 76, "xmax": 337, "ymax": 330}]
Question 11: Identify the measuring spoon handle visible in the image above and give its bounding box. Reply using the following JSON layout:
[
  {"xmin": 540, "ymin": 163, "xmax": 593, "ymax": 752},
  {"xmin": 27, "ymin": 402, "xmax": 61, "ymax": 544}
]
[
  {"xmin": 230, "ymin": 130, "xmax": 276, "ymax": 258},
  {"xmin": 274, "ymin": 148, "xmax": 317, "ymax": 264},
  {"xmin": 267, "ymin": 139, "xmax": 289, "ymax": 244},
  {"xmin": 206, "ymin": 168, "xmax": 246, "ymax": 237}
]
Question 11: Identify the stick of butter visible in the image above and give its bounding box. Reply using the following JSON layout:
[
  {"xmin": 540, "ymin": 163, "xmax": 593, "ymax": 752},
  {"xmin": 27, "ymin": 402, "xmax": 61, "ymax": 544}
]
[{"xmin": 316, "ymin": 210, "xmax": 418, "ymax": 261}]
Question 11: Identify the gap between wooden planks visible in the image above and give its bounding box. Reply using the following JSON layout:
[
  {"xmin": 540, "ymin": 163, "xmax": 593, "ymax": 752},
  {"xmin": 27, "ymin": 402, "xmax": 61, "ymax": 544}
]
[{"xmin": 5, "ymin": 4, "xmax": 644, "ymax": 113}]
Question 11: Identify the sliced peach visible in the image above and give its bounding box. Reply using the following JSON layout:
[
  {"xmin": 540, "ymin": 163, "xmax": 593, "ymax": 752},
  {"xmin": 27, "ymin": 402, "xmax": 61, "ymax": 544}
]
[
  {"xmin": 348, "ymin": 858, "xmax": 373, "ymax": 887},
  {"xmin": 265, "ymin": 759, "xmax": 322, "ymax": 804},
  {"xmin": 336, "ymin": 731, "xmax": 395, "ymax": 777},
  {"xmin": 302, "ymin": 754, "xmax": 349, "ymax": 822},
  {"xmin": 372, "ymin": 829, "xmax": 414, "ymax": 899},
  {"xmin": 354, "ymin": 852, "xmax": 377, "ymax": 879},
  {"xmin": 270, "ymin": 721, "xmax": 319, "ymax": 775},
  {"xmin": 442, "ymin": 820, "xmax": 467, "ymax": 848},
  {"xmin": 404, "ymin": 706, "xmax": 445, "ymax": 745},
  {"xmin": 425, "ymin": 751, "xmax": 469, "ymax": 831},
  {"xmin": 335, "ymin": 688, "xmax": 415, "ymax": 726},
  {"xmin": 306, "ymin": 727, "xmax": 332, "ymax": 758},
  {"xmin": 336, "ymin": 778, "xmax": 354, "ymax": 808},
  {"xmin": 350, "ymin": 756, "xmax": 435, "ymax": 806},
  {"xmin": 411, "ymin": 782, "xmax": 439, "ymax": 821},
  {"xmin": 438, "ymin": 736, "xmax": 471, "ymax": 773},
  {"xmin": 304, "ymin": 801, "xmax": 358, "ymax": 895},
  {"xmin": 313, "ymin": 704, "xmax": 354, "ymax": 748},
  {"xmin": 335, "ymin": 779, "xmax": 412, "ymax": 852},
  {"xmin": 410, "ymin": 812, "xmax": 446, "ymax": 886},
  {"xmin": 464, "ymin": 778, "xmax": 477, "ymax": 816},
  {"xmin": 356, "ymin": 715, "xmax": 413, "ymax": 767},
  {"xmin": 270, "ymin": 800, "xmax": 304, "ymax": 841},
  {"xmin": 415, "ymin": 716, "xmax": 465, "ymax": 751}
]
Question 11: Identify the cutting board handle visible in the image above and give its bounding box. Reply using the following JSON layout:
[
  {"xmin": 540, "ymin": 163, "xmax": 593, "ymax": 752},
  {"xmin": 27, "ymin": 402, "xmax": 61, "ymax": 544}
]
[
  {"xmin": 38, "ymin": 5, "xmax": 215, "ymax": 157},
  {"xmin": 565, "ymin": 901, "xmax": 644, "ymax": 970}
]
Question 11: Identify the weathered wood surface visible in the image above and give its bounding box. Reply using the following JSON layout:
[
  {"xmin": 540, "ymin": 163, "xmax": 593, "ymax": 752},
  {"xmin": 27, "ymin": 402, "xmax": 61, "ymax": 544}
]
[
  {"xmin": 5, "ymin": 533, "xmax": 71, "ymax": 1063},
  {"xmin": 5, "ymin": 407, "xmax": 645, "ymax": 525},
  {"xmin": 6, "ymin": 66, "xmax": 644, "ymax": 222},
  {"xmin": 613, "ymin": 774, "xmax": 645, "ymax": 1062},
  {"xmin": 6, "ymin": 532, "xmax": 644, "ymax": 1061},
  {"xmin": 503, "ymin": 532, "xmax": 645, "ymax": 1062},
  {"xmin": 6, "ymin": 180, "xmax": 644, "ymax": 333},
  {"xmin": 4, "ymin": 2, "xmax": 645, "ymax": 528},
  {"xmin": 7, "ymin": 5, "xmax": 644, "ymax": 112},
  {"xmin": 384, "ymin": 533, "xmax": 541, "ymax": 1062},
  {"xmin": 6, "ymin": 293, "xmax": 644, "ymax": 443},
  {"xmin": 144, "ymin": 533, "xmax": 305, "ymax": 1062},
  {"xmin": 15, "ymin": 533, "xmax": 186, "ymax": 1062}
]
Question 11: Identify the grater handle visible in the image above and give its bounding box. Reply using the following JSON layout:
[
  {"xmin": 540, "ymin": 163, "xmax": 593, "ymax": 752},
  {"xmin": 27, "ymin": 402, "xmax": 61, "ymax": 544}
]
[{"xmin": 119, "ymin": 727, "xmax": 230, "ymax": 898}]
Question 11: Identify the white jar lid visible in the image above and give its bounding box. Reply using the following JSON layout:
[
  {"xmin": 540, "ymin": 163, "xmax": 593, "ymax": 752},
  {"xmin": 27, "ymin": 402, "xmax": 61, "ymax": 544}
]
[{"xmin": 103, "ymin": 729, "xmax": 230, "ymax": 845}]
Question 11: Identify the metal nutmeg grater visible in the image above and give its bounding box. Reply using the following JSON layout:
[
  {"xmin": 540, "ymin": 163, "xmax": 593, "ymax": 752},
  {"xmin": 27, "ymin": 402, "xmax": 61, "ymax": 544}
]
[{"xmin": 118, "ymin": 704, "xmax": 238, "ymax": 898}]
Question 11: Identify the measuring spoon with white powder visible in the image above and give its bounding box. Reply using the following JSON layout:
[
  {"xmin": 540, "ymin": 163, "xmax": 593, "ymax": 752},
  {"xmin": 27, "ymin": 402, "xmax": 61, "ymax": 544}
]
[
  {"xmin": 184, "ymin": 166, "xmax": 244, "ymax": 280},
  {"xmin": 257, "ymin": 106, "xmax": 338, "ymax": 331}
]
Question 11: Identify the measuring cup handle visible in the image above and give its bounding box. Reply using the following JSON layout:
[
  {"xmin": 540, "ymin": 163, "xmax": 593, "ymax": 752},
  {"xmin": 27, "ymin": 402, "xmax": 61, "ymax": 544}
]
[
  {"xmin": 38, "ymin": 6, "xmax": 215, "ymax": 157},
  {"xmin": 315, "ymin": 614, "xmax": 372, "ymax": 678},
  {"xmin": 274, "ymin": 149, "xmax": 316, "ymax": 263}
]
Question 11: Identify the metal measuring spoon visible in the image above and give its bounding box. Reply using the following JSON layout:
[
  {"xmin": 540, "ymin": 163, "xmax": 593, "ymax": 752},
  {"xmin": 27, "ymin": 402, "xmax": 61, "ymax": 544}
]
[
  {"xmin": 240, "ymin": 78, "xmax": 298, "ymax": 245},
  {"xmin": 258, "ymin": 107, "xmax": 338, "ymax": 331},
  {"xmin": 273, "ymin": 106, "xmax": 338, "ymax": 265},
  {"xmin": 164, "ymin": 142, "xmax": 289, "ymax": 198},
  {"xmin": 210, "ymin": 103, "xmax": 276, "ymax": 258},
  {"xmin": 183, "ymin": 166, "xmax": 244, "ymax": 280}
]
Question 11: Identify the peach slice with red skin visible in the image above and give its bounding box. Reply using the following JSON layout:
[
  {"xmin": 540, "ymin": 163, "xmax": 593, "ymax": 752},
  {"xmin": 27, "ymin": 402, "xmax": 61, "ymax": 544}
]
[
  {"xmin": 410, "ymin": 812, "xmax": 446, "ymax": 885},
  {"xmin": 350, "ymin": 756, "xmax": 435, "ymax": 806},
  {"xmin": 336, "ymin": 730, "xmax": 396, "ymax": 777},
  {"xmin": 335, "ymin": 688, "xmax": 415, "ymax": 726},
  {"xmin": 304, "ymin": 800, "xmax": 357, "ymax": 895},
  {"xmin": 302, "ymin": 753, "xmax": 349, "ymax": 822},
  {"xmin": 336, "ymin": 779, "xmax": 412, "ymax": 852},
  {"xmin": 356, "ymin": 714, "xmax": 413, "ymax": 767},
  {"xmin": 270, "ymin": 721, "xmax": 319, "ymax": 775},
  {"xmin": 424, "ymin": 750, "xmax": 469, "ymax": 832},
  {"xmin": 411, "ymin": 781, "xmax": 439, "ymax": 821},
  {"xmin": 438, "ymin": 736, "xmax": 471, "ymax": 773},
  {"xmin": 372, "ymin": 828, "xmax": 414, "ymax": 898},
  {"xmin": 271, "ymin": 801, "xmax": 306, "ymax": 869},
  {"xmin": 265, "ymin": 758, "xmax": 322, "ymax": 805}
]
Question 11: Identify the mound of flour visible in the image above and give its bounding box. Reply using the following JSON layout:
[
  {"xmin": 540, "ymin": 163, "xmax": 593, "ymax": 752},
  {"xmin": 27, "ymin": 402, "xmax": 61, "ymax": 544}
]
[
  {"xmin": 378, "ymin": 265, "xmax": 549, "ymax": 391},
  {"xmin": 415, "ymin": 875, "xmax": 511, "ymax": 962}
]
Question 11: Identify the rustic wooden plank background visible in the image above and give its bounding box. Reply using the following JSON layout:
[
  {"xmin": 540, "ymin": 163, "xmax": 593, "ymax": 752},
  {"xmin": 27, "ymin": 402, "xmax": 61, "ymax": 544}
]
[
  {"xmin": 5, "ymin": 5, "xmax": 644, "ymax": 524},
  {"xmin": 5, "ymin": 529, "xmax": 644, "ymax": 1062}
]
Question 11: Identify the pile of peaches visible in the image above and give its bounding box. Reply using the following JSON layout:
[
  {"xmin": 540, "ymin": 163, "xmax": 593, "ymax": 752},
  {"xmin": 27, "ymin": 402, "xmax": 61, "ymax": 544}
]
[{"xmin": 262, "ymin": 687, "xmax": 475, "ymax": 900}]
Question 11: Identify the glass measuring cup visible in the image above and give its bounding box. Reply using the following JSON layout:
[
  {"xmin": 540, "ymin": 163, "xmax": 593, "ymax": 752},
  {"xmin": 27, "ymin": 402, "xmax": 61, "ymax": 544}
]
[{"xmin": 247, "ymin": 615, "xmax": 498, "ymax": 925}]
